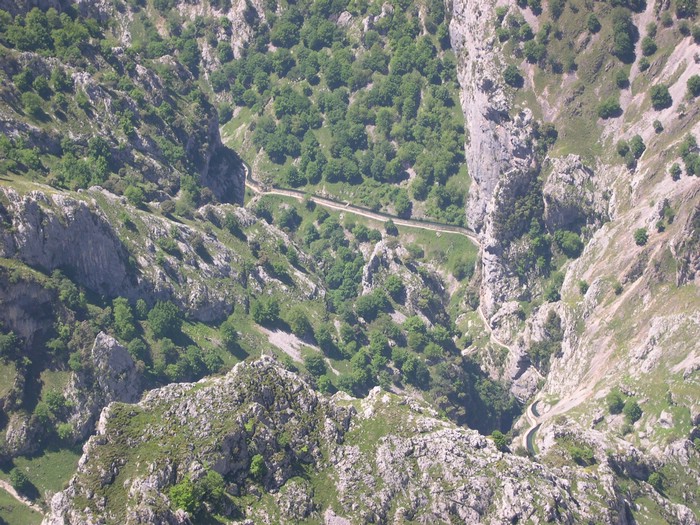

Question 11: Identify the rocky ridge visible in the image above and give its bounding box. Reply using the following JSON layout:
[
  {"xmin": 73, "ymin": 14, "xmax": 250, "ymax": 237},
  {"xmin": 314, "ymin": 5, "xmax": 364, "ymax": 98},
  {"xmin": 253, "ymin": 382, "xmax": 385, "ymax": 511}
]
[
  {"xmin": 0, "ymin": 185, "xmax": 321, "ymax": 323},
  {"xmin": 44, "ymin": 357, "xmax": 654, "ymax": 525}
]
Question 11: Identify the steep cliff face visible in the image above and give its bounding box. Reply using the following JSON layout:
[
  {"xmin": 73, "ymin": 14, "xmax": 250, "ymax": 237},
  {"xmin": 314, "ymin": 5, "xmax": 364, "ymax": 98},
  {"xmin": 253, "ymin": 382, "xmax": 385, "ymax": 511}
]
[
  {"xmin": 0, "ymin": 185, "xmax": 245, "ymax": 321},
  {"xmin": 0, "ymin": 188, "xmax": 134, "ymax": 297},
  {"xmin": 44, "ymin": 357, "xmax": 645, "ymax": 525},
  {"xmin": 65, "ymin": 332, "xmax": 145, "ymax": 441},
  {"xmin": 450, "ymin": 0, "xmax": 543, "ymax": 323},
  {"xmin": 450, "ymin": 1, "xmax": 700, "ymax": 515}
]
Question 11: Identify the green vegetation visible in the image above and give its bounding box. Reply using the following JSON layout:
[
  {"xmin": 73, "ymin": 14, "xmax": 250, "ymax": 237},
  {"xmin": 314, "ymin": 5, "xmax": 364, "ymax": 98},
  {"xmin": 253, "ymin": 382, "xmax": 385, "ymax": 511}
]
[
  {"xmin": 607, "ymin": 389, "xmax": 625, "ymax": 414},
  {"xmin": 491, "ymin": 430, "xmax": 508, "ymax": 451},
  {"xmin": 650, "ymin": 84, "xmax": 673, "ymax": 110},
  {"xmin": 634, "ymin": 228, "xmax": 648, "ymax": 246},
  {"xmin": 598, "ymin": 97, "xmax": 622, "ymax": 119},
  {"xmin": 222, "ymin": 0, "xmax": 467, "ymax": 225},
  {"xmin": 689, "ymin": 75, "xmax": 700, "ymax": 98},
  {"xmin": 623, "ymin": 398, "xmax": 643, "ymax": 423}
]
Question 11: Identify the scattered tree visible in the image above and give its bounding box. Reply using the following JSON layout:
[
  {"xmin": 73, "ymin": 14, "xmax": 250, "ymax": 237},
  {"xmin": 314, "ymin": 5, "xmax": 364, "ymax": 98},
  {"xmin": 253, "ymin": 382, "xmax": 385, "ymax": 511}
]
[
  {"xmin": 634, "ymin": 227, "xmax": 648, "ymax": 246},
  {"xmin": 650, "ymin": 84, "xmax": 672, "ymax": 110}
]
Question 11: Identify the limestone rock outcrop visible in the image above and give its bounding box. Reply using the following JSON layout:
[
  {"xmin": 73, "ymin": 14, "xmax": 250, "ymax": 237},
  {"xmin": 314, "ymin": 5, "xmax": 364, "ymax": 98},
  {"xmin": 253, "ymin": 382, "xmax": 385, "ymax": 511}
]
[
  {"xmin": 65, "ymin": 332, "xmax": 145, "ymax": 440},
  {"xmin": 45, "ymin": 358, "xmax": 651, "ymax": 525}
]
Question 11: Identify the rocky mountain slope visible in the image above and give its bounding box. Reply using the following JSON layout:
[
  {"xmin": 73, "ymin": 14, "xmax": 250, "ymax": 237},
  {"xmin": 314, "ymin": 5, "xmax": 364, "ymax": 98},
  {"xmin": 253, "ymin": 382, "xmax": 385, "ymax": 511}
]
[
  {"xmin": 0, "ymin": 0, "xmax": 699, "ymax": 522},
  {"xmin": 450, "ymin": 0, "xmax": 700, "ymax": 517},
  {"xmin": 43, "ymin": 357, "xmax": 673, "ymax": 525}
]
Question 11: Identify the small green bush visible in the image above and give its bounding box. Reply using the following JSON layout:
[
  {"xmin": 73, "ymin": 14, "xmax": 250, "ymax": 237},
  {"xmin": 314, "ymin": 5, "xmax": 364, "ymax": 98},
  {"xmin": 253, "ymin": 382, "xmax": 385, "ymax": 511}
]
[
  {"xmin": 598, "ymin": 97, "xmax": 621, "ymax": 119},
  {"xmin": 613, "ymin": 280, "xmax": 623, "ymax": 295},
  {"xmin": 629, "ymin": 135, "xmax": 646, "ymax": 159},
  {"xmin": 641, "ymin": 36, "xmax": 657, "ymax": 56},
  {"xmin": 578, "ymin": 280, "xmax": 589, "ymax": 295},
  {"xmin": 650, "ymin": 84, "xmax": 673, "ymax": 110},
  {"xmin": 147, "ymin": 301, "xmax": 182, "ymax": 339},
  {"xmin": 634, "ymin": 227, "xmax": 648, "ymax": 246},
  {"xmin": 615, "ymin": 69, "xmax": 629, "ymax": 89},
  {"xmin": 606, "ymin": 389, "xmax": 625, "ymax": 414},
  {"xmin": 648, "ymin": 472, "xmax": 663, "ymax": 492},
  {"xmin": 623, "ymin": 398, "xmax": 642, "ymax": 423},
  {"xmin": 688, "ymin": 75, "xmax": 700, "ymax": 97},
  {"xmin": 670, "ymin": 162, "xmax": 682, "ymax": 180},
  {"xmin": 587, "ymin": 13, "xmax": 601, "ymax": 33},
  {"xmin": 491, "ymin": 430, "xmax": 508, "ymax": 451},
  {"xmin": 250, "ymin": 454, "xmax": 266, "ymax": 481},
  {"xmin": 503, "ymin": 64, "xmax": 524, "ymax": 87},
  {"xmin": 169, "ymin": 478, "xmax": 198, "ymax": 513}
]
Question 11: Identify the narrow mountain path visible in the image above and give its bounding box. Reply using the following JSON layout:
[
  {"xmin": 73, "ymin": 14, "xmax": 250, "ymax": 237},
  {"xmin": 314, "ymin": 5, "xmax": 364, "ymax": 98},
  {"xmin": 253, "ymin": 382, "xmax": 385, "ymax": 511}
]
[
  {"xmin": 0, "ymin": 479, "xmax": 44, "ymax": 515},
  {"xmin": 523, "ymin": 400, "xmax": 542, "ymax": 455},
  {"xmin": 243, "ymin": 165, "xmax": 480, "ymax": 245}
]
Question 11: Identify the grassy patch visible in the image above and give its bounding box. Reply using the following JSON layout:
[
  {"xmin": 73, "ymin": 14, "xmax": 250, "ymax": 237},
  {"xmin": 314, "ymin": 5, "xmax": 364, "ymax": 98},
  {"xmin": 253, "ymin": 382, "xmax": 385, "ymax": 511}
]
[
  {"xmin": 0, "ymin": 488, "xmax": 42, "ymax": 525},
  {"xmin": 11, "ymin": 447, "xmax": 81, "ymax": 500}
]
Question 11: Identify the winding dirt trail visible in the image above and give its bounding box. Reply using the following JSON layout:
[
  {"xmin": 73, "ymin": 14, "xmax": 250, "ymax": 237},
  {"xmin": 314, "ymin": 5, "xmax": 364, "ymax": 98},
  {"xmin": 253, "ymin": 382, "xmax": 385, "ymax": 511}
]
[
  {"xmin": 522, "ymin": 400, "xmax": 542, "ymax": 455},
  {"xmin": 243, "ymin": 165, "xmax": 480, "ymax": 245},
  {"xmin": 0, "ymin": 479, "xmax": 44, "ymax": 515}
]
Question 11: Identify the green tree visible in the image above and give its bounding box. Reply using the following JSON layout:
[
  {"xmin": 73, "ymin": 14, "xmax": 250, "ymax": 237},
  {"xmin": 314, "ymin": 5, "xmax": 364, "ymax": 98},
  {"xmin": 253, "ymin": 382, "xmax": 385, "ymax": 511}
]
[
  {"xmin": 147, "ymin": 301, "xmax": 182, "ymax": 339},
  {"xmin": 287, "ymin": 307, "xmax": 312, "ymax": 337},
  {"xmin": 385, "ymin": 275, "xmax": 405, "ymax": 300},
  {"xmin": 0, "ymin": 331, "xmax": 19, "ymax": 361},
  {"xmin": 687, "ymin": 75, "xmax": 700, "ymax": 97},
  {"xmin": 503, "ymin": 64, "xmax": 523, "ymax": 87},
  {"xmin": 124, "ymin": 185, "xmax": 145, "ymax": 207},
  {"xmin": 554, "ymin": 230, "xmax": 583, "ymax": 258},
  {"xmin": 304, "ymin": 352, "xmax": 327, "ymax": 377},
  {"xmin": 676, "ymin": 0, "xmax": 698, "ymax": 18},
  {"xmin": 606, "ymin": 389, "xmax": 625, "ymax": 414},
  {"xmin": 623, "ymin": 398, "xmax": 642, "ymax": 423},
  {"xmin": 648, "ymin": 472, "xmax": 663, "ymax": 492},
  {"xmin": 21, "ymin": 92, "xmax": 43, "ymax": 118},
  {"xmin": 113, "ymin": 297, "xmax": 137, "ymax": 341},
  {"xmin": 9, "ymin": 468, "xmax": 30, "ymax": 494},
  {"xmin": 491, "ymin": 430, "xmax": 508, "ymax": 451},
  {"xmin": 628, "ymin": 134, "xmax": 645, "ymax": 159},
  {"xmin": 587, "ymin": 13, "xmax": 601, "ymax": 33},
  {"xmin": 169, "ymin": 477, "xmax": 198, "ymax": 513},
  {"xmin": 650, "ymin": 84, "xmax": 672, "ymax": 110},
  {"xmin": 634, "ymin": 227, "xmax": 648, "ymax": 246},
  {"xmin": 220, "ymin": 315, "xmax": 238, "ymax": 350},
  {"xmin": 641, "ymin": 36, "xmax": 657, "ymax": 56},
  {"xmin": 598, "ymin": 97, "xmax": 621, "ymax": 119},
  {"xmin": 250, "ymin": 454, "xmax": 266, "ymax": 481},
  {"xmin": 251, "ymin": 296, "xmax": 280, "ymax": 325}
]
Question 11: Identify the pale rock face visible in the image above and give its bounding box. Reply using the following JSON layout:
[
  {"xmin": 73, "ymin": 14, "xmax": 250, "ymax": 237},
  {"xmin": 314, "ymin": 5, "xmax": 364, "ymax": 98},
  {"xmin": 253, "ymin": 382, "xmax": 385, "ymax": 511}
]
[
  {"xmin": 65, "ymin": 332, "xmax": 144, "ymax": 440},
  {"xmin": 0, "ymin": 187, "xmax": 320, "ymax": 323},
  {"xmin": 43, "ymin": 358, "xmax": 675, "ymax": 525},
  {"xmin": 0, "ymin": 188, "xmax": 133, "ymax": 297},
  {"xmin": 450, "ymin": 0, "xmax": 538, "ymax": 235},
  {"xmin": 543, "ymin": 155, "xmax": 608, "ymax": 232},
  {"xmin": 673, "ymin": 204, "xmax": 700, "ymax": 286}
]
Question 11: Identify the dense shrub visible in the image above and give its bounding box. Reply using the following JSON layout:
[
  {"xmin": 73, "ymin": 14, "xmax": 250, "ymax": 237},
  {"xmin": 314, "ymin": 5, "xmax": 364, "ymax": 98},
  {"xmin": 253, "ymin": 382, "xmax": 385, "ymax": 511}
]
[
  {"xmin": 688, "ymin": 75, "xmax": 700, "ymax": 97},
  {"xmin": 148, "ymin": 301, "xmax": 182, "ymax": 339},
  {"xmin": 503, "ymin": 64, "xmax": 524, "ymax": 87},
  {"xmin": 606, "ymin": 389, "xmax": 625, "ymax": 414},
  {"xmin": 598, "ymin": 97, "xmax": 622, "ymax": 118},
  {"xmin": 650, "ymin": 84, "xmax": 672, "ymax": 110},
  {"xmin": 623, "ymin": 398, "xmax": 642, "ymax": 423},
  {"xmin": 251, "ymin": 296, "xmax": 280, "ymax": 325},
  {"xmin": 634, "ymin": 227, "xmax": 648, "ymax": 246}
]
